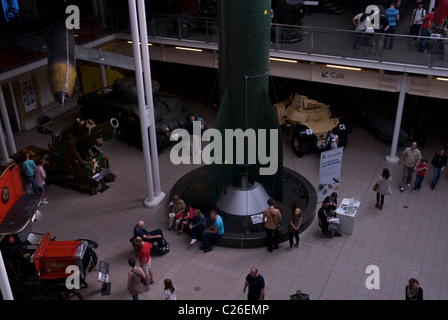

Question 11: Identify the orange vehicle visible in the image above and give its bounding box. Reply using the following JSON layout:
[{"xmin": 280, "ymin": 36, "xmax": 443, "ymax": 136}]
[{"xmin": 0, "ymin": 162, "xmax": 98, "ymax": 300}]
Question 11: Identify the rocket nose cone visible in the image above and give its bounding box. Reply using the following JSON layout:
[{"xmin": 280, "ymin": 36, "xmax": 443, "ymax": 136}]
[{"xmin": 54, "ymin": 91, "xmax": 67, "ymax": 105}]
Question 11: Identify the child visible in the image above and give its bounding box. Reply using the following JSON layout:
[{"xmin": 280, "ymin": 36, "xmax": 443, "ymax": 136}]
[
  {"xmin": 164, "ymin": 279, "xmax": 177, "ymax": 300},
  {"xmin": 413, "ymin": 159, "xmax": 428, "ymax": 192}
]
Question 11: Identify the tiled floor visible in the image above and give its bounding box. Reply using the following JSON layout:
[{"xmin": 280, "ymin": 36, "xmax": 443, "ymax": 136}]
[{"xmin": 8, "ymin": 94, "xmax": 448, "ymax": 301}]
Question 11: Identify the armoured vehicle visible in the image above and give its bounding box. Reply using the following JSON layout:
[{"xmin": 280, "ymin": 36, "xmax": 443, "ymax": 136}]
[
  {"xmin": 78, "ymin": 77, "xmax": 191, "ymax": 151},
  {"xmin": 273, "ymin": 93, "xmax": 351, "ymax": 156}
]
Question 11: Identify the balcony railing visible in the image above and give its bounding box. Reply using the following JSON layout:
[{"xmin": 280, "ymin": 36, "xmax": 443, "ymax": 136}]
[{"xmin": 2, "ymin": 12, "xmax": 447, "ymax": 73}]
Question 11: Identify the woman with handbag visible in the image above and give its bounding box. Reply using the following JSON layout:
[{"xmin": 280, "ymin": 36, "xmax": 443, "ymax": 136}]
[
  {"xmin": 262, "ymin": 198, "xmax": 282, "ymax": 252},
  {"xmin": 375, "ymin": 168, "xmax": 392, "ymax": 210},
  {"xmin": 127, "ymin": 257, "xmax": 148, "ymax": 300}
]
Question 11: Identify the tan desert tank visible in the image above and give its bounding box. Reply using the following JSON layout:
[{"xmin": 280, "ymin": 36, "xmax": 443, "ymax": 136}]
[{"xmin": 273, "ymin": 93, "xmax": 351, "ymax": 157}]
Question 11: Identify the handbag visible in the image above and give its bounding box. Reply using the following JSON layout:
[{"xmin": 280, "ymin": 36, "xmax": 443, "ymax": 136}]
[
  {"xmin": 290, "ymin": 290, "xmax": 310, "ymax": 300},
  {"xmin": 373, "ymin": 182, "xmax": 379, "ymax": 192},
  {"xmin": 269, "ymin": 209, "xmax": 282, "ymax": 232},
  {"xmin": 132, "ymin": 270, "xmax": 147, "ymax": 286}
]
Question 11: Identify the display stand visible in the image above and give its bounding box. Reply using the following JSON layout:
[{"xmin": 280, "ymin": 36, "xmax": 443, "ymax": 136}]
[{"xmin": 335, "ymin": 197, "xmax": 361, "ymax": 235}]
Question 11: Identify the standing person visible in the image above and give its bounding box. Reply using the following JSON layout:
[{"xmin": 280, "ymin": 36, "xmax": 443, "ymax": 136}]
[
  {"xmin": 371, "ymin": 9, "xmax": 389, "ymax": 56},
  {"xmin": 200, "ymin": 210, "xmax": 224, "ymax": 252},
  {"xmin": 442, "ymin": 18, "xmax": 448, "ymax": 60},
  {"xmin": 164, "ymin": 279, "xmax": 177, "ymax": 300},
  {"xmin": 243, "ymin": 267, "xmax": 265, "ymax": 300},
  {"xmin": 287, "ymin": 202, "xmax": 302, "ymax": 249},
  {"xmin": 384, "ymin": 3, "xmax": 400, "ymax": 50},
  {"xmin": 127, "ymin": 258, "xmax": 146, "ymax": 300},
  {"xmin": 412, "ymin": 159, "xmax": 428, "ymax": 192},
  {"xmin": 410, "ymin": 3, "xmax": 426, "ymax": 41},
  {"xmin": 22, "ymin": 152, "xmax": 37, "ymax": 193},
  {"xmin": 135, "ymin": 237, "xmax": 154, "ymax": 290},
  {"xmin": 406, "ymin": 278, "xmax": 423, "ymax": 300},
  {"xmin": 34, "ymin": 159, "xmax": 48, "ymax": 204},
  {"xmin": 375, "ymin": 168, "xmax": 392, "ymax": 209},
  {"xmin": 352, "ymin": 12, "xmax": 371, "ymax": 49},
  {"xmin": 262, "ymin": 198, "xmax": 282, "ymax": 252},
  {"xmin": 398, "ymin": 142, "xmax": 422, "ymax": 192},
  {"xmin": 189, "ymin": 209, "xmax": 206, "ymax": 245},
  {"xmin": 430, "ymin": 148, "xmax": 447, "ymax": 190},
  {"xmin": 419, "ymin": 7, "xmax": 436, "ymax": 53}
]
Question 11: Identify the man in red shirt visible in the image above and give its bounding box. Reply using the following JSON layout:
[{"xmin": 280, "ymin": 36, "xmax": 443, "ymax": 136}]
[
  {"xmin": 135, "ymin": 237, "xmax": 154, "ymax": 290},
  {"xmin": 420, "ymin": 7, "xmax": 437, "ymax": 53}
]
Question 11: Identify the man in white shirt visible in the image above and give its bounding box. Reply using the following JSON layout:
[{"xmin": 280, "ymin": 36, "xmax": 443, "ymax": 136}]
[{"xmin": 410, "ymin": 3, "xmax": 426, "ymax": 41}]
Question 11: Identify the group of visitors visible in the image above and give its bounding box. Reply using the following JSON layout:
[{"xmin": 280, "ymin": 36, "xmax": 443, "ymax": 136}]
[
  {"xmin": 352, "ymin": 3, "xmax": 447, "ymax": 60},
  {"xmin": 373, "ymin": 141, "xmax": 446, "ymax": 211},
  {"xmin": 22, "ymin": 152, "xmax": 48, "ymax": 204}
]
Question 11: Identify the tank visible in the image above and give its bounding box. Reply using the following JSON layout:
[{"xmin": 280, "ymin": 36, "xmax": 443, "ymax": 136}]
[
  {"xmin": 273, "ymin": 93, "xmax": 351, "ymax": 156},
  {"xmin": 78, "ymin": 77, "xmax": 192, "ymax": 151}
]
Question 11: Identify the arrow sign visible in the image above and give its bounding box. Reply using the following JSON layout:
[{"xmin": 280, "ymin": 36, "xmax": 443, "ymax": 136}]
[{"xmin": 322, "ymin": 72, "xmax": 328, "ymax": 78}]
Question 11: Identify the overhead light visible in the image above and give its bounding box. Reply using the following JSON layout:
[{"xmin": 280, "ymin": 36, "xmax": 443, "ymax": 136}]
[
  {"xmin": 326, "ymin": 64, "xmax": 361, "ymax": 71},
  {"xmin": 270, "ymin": 57, "xmax": 297, "ymax": 63},
  {"xmin": 436, "ymin": 77, "xmax": 448, "ymax": 81},
  {"xmin": 175, "ymin": 46, "xmax": 203, "ymax": 52},
  {"xmin": 127, "ymin": 41, "xmax": 152, "ymax": 46}
]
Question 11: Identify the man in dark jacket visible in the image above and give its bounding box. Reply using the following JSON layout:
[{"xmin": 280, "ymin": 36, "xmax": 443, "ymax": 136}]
[
  {"xmin": 318, "ymin": 203, "xmax": 341, "ymax": 237},
  {"xmin": 430, "ymin": 148, "xmax": 447, "ymax": 190}
]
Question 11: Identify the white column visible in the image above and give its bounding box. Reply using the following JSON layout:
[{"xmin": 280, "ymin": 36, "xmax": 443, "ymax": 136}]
[
  {"xmin": 0, "ymin": 85, "xmax": 16, "ymax": 155},
  {"xmin": 128, "ymin": 0, "xmax": 165, "ymax": 207},
  {"xmin": 386, "ymin": 73, "xmax": 408, "ymax": 164},
  {"xmin": 8, "ymin": 82, "xmax": 22, "ymax": 132},
  {"xmin": 137, "ymin": 0, "xmax": 164, "ymax": 201},
  {"xmin": 0, "ymin": 248, "xmax": 14, "ymax": 300},
  {"xmin": 100, "ymin": 64, "xmax": 108, "ymax": 88}
]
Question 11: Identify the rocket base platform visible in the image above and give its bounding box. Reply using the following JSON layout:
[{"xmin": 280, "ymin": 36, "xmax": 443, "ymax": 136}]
[{"xmin": 170, "ymin": 166, "xmax": 317, "ymax": 248}]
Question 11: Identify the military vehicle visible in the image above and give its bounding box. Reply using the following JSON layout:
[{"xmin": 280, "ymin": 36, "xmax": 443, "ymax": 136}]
[
  {"xmin": 78, "ymin": 77, "xmax": 192, "ymax": 151},
  {"xmin": 273, "ymin": 93, "xmax": 351, "ymax": 156}
]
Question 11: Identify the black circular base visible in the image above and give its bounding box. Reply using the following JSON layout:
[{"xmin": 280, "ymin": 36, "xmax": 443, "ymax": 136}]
[{"xmin": 170, "ymin": 166, "xmax": 317, "ymax": 248}]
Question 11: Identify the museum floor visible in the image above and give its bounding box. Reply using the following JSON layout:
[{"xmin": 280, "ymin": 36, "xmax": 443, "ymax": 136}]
[{"xmin": 11, "ymin": 98, "xmax": 448, "ymax": 301}]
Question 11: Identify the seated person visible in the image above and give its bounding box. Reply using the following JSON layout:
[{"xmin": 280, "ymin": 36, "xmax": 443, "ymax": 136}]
[
  {"xmin": 189, "ymin": 209, "xmax": 206, "ymax": 244},
  {"xmin": 317, "ymin": 204, "xmax": 341, "ymax": 237},
  {"xmin": 133, "ymin": 220, "xmax": 165, "ymax": 248},
  {"xmin": 176, "ymin": 205, "xmax": 194, "ymax": 235},
  {"xmin": 169, "ymin": 194, "xmax": 186, "ymax": 231},
  {"xmin": 200, "ymin": 210, "xmax": 224, "ymax": 252},
  {"xmin": 323, "ymin": 192, "xmax": 338, "ymax": 216}
]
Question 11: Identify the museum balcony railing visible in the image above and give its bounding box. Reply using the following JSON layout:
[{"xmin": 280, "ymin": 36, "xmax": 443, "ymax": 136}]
[
  {"xmin": 2, "ymin": 12, "xmax": 448, "ymax": 74},
  {"xmin": 142, "ymin": 13, "xmax": 448, "ymax": 71}
]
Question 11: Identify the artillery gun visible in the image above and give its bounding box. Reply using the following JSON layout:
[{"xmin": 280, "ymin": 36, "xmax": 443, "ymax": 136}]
[
  {"xmin": 273, "ymin": 93, "xmax": 351, "ymax": 156},
  {"xmin": 43, "ymin": 117, "xmax": 119, "ymax": 195}
]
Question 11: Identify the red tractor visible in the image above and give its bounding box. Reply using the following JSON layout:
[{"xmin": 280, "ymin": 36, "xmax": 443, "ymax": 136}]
[{"xmin": 0, "ymin": 162, "xmax": 98, "ymax": 300}]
